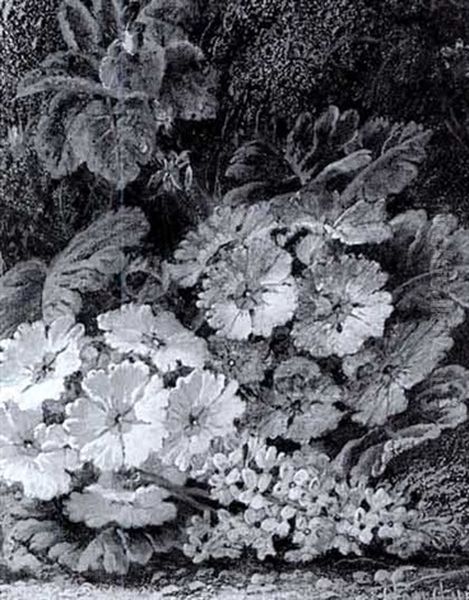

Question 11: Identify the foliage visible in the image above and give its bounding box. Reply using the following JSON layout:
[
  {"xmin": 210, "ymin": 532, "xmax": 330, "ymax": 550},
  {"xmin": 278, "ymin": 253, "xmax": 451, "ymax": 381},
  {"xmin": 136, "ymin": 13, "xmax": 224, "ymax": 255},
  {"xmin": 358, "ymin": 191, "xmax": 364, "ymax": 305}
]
[
  {"xmin": 1, "ymin": 0, "xmax": 469, "ymax": 578},
  {"xmin": 17, "ymin": 0, "xmax": 218, "ymax": 189}
]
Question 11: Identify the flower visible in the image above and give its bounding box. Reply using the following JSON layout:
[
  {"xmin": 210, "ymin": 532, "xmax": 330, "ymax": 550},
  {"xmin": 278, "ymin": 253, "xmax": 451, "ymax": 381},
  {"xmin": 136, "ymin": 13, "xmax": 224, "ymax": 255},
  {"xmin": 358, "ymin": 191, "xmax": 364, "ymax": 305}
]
[
  {"xmin": 285, "ymin": 515, "xmax": 337, "ymax": 562},
  {"xmin": 168, "ymin": 203, "xmax": 277, "ymax": 288},
  {"xmin": 198, "ymin": 237, "xmax": 298, "ymax": 340},
  {"xmin": 268, "ymin": 358, "xmax": 344, "ymax": 441},
  {"xmin": 292, "ymin": 256, "xmax": 393, "ymax": 358},
  {"xmin": 0, "ymin": 402, "xmax": 78, "ymax": 500},
  {"xmin": 0, "ymin": 317, "xmax": 84, "ymax": 409},
  {"xmin": 162, "ymin": 370, "xmax": 244, "ymax": 471},
  {"xmin": 343, "ymin": 320, "xmax": 454, "ymax": 426},
  {"xmin": 207, "ymin": 336, "xmax": 272, "ymax": 385},
  {"xmin": 64, "ymin": 361, "xmax": 169, "ymax": 470},
  {"xmin": 97, "ymin": 303, "xmax": 208, "ymax": 372},
  {"xmin": 64, "ymin": 472, "xmax": 177, "ymax": 529}
]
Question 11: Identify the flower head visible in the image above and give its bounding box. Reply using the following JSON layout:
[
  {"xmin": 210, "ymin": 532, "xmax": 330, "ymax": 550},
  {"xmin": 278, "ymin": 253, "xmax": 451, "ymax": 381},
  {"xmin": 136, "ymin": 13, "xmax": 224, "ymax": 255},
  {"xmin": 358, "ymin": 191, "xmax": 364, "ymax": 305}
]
[
  {"xmin": 207, "ymin": 336, "xmax": 272, "ymax": 385},
  {"xmin": 98, "ymin": 303, "xmax": 208, "ymax": 372},
  {"xmin": 0, "ymin": 402, "xmax": 78, "ymax": 500},
  {"xmin": 0, "ymin": 317, "xmax": 84, "ymax": 409},
  {"xmin": 64, "ymin": 361, "xmax": 169, "ymax": 470},
  {"xmin": 65, "ymin": 472, "xmax": 177, "ymax": 529},
  {"xmin": 343, "ymin": 320, "xmax": 454, "ymax": 426},
  {"xmin": 292, "ymin": 256, "xmax": 393, "ymax": 358},
  {"xmin": 259, "ymin": 358, "xmax": 344, "ymax": 442},
  {"xmin": 198, "ymin": 237, "xmax": 298, "ymax": 340},
  {"xmin": 162, "ymin": 370, "xmax": 244, "ymax": 471}
]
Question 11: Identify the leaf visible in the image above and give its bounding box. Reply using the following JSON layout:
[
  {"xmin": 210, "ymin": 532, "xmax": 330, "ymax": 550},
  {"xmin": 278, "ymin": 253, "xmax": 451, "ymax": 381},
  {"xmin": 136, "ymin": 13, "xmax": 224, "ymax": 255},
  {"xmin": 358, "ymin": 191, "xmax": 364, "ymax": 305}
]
[
  {"xmin": 71, "ymin": 98, "xmax": 157, "ymax": 188},
  {"xmin": 352, "ymin": 424, "xmax": 441, "ymax": 480},
  {"xmin": 42, "ymin": 207, "xmax": 149, "ymax": 324},
  {"xmin": 0, "ymin": 260, "xmax": 46, "ymax": 339},
  {"xmin": 160, "ymin": 63, "xmax": 218, "ymax": 121},
  {"xmin": 16, "ymin": 75, "xmax": 109, "ymax": 100},
  {"xmin": 341, "ymin": 127, "xmax": 432, "ymax": 205},
  {"xmin": 225, "ymin": 140, "xmax": 288, "ymax": 185},
  {"xmin": 413, "ymin": 365, "xmax": 469, "ymax": 429},
  {"xmin": 58, "ymin": 0, "xmax": 101, "ymax": 54},
  {"xmin": 329, "ymin": 198, "xmax": 392, "ymax": 245},
  {"xmin": 35, "ymin": 91, "xmax": 88, "ymax": 178},
  {"xmin": 136, "ymin": 0, "xmax": 195, "ymax": 44},
  {"xmin": 313, "ymin": 150, "xmax": 372, "ymax": 187}
]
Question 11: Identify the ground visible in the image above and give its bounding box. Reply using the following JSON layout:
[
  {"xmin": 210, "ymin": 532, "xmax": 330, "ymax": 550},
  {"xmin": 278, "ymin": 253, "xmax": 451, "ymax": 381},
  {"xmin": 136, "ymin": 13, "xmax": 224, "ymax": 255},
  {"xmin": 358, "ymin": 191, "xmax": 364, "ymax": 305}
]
[{"xmin": 1, "ymin": 564, "xmax": 469, "ymax": 599}]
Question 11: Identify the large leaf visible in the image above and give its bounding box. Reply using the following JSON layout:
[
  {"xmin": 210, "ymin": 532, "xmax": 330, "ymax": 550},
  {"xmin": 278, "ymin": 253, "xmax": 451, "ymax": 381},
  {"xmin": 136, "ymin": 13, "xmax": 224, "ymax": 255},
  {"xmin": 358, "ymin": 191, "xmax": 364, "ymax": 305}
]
[
  {"xmin": 0, "ymin": 260, "xmax": 47, "ymax": 339},
  {"xmin": 42, "ymin": 207, "xmax": 149, "ymax": 324},
  {"xmin": 35, "ymin": 91, "xmax": 89, "ymax": 178},
  {"xmin": 341, "ymin": 125, "xmax": 432, "ymax": 205},
  {"xmin": 225, "ymin": 140, "xmax": 288, "ymax": 186},
  {"xmin": 58, "ymin": 0, "xmax": 101, "ymax": 55},
  {"xmin": 16, "ymin": 75, "xmax": 110, "ymax": 100},
  {"xmin": 71, "ymin": 97, "xmax": 157, "ymax": 188}
]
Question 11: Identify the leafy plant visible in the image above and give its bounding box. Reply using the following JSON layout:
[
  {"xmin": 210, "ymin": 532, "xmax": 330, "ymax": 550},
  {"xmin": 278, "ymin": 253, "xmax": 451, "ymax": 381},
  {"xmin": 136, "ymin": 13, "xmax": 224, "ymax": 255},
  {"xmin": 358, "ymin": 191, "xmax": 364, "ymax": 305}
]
[
  {"xmin": 18, "ymin": 0, "xmax": 218, "ymax": 189},
  {"xmin": 0, "ymin": 103, "xmax": 467, "ymax": 579}
]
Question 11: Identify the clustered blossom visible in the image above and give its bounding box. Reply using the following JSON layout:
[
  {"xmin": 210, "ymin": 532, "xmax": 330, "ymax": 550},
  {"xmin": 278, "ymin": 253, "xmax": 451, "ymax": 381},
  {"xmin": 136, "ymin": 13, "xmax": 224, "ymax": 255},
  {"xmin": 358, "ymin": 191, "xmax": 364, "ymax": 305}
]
[
  {"xmin": 292, "ymin": 256, "xmax": 393, "ymax": 358},
  {"xmin": 198, "ymin": 237, "xmax": 298, "ymax": 340},
  {"xmin": 0, "ymin": 317, "xmax": 84, "ymax": 409},
  {"xmin": 98, "ymin": 303, "xmax": 208, "ymax": 372}
]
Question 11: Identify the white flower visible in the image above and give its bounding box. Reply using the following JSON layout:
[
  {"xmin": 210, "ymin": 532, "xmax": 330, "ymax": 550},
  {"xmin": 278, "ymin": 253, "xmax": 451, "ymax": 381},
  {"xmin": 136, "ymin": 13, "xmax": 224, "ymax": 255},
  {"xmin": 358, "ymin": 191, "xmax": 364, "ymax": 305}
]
[
  {"xmin": 0, "ymin": 402, "xmax": 78, "ymax": 500},
  {"xmin": 65, "ymin": 473, "xmax": 177, "ymax": 529},
  {"xmin": 64, "ymin": 361, "xmax": 169, "ymax": 470},
  {"xmin": 98, "ymin": 303, "xmax": 208, "ymax": 372},
  {"xmin": 292, "ymin": 255, "xmax": 393, "ymax": 358},
  {"xmin": 198, "ymin": 237, "xmax": 298, "ymax": 340},
  {"xmin": 0, "ymin": 317, "xmax": 84, "ymax": 409},
  {"xmin": 163, "ymin": 370, "xmax": 244, "ymax": 471}
]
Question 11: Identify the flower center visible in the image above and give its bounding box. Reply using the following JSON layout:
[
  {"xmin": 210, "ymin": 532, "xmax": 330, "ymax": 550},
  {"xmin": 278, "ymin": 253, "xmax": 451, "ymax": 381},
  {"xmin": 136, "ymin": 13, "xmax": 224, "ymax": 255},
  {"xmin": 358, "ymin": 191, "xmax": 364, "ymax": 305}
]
[
  {"xmin": 32, "ymin": 352, "xmax": 57, "ymax": 383},
  {"xmin": 142, "ymin": 331, "xmax": 165, "ymax": 349}
]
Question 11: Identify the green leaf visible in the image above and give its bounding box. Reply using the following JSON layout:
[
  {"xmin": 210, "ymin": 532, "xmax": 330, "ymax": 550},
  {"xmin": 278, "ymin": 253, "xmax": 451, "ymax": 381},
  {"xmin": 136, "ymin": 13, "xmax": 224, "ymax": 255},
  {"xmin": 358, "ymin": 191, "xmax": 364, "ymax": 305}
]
[
  {"xmin": 160, "ymin": 62, "xmax": 218, "ymax": 121},
  {"xmin": 0, "ymin": 260, "xmax": 46, "ymax": 339},
  {"xmin": 42, "ymin": 207, "xmax": 149, "ymax": 324},
  {"xmin": 225, "ymin": 140, "xmax": 287, "ymax": 185},
  {"xmin": 58, "ymin": 0, "xmax": 101, "ymax": 54},
  {"xmin": 341, "ymin": 126, "xmax": 432, "ymax": 204},
  {"xmin": 35, "ymin": 91, "xmax": 88, "ymax": 178},
  {"xmin": 16, "ymin": 75, "xmax": 109, "ymax": 100},
  {"xmin": 71, "ymin": 97, "xmax": 157, "ymax": 188}
]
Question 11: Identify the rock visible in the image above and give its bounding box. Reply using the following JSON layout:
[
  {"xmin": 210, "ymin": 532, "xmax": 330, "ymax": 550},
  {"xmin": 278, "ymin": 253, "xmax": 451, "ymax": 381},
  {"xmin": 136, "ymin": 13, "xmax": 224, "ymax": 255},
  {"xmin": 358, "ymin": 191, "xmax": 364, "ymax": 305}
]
[
  {"xmin": 160, "ymin": 584, "xmax": 180, "ymax": 596},
  {"xmin": 187, "ymin": 580, "xmax": 205, "ymax": 592}
]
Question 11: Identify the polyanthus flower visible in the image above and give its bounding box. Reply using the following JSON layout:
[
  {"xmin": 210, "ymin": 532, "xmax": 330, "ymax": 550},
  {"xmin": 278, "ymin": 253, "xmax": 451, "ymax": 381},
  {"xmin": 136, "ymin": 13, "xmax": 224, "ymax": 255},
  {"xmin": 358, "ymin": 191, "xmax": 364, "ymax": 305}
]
[
  {"xmin": 0, "ymin": 317, "xmax": 84, "ymax": 409},
  {"xmin": 169, "ymin": 203, "xmax": 277, "ymax": 288},
  {"xmin": 198, "ymin": 237, "xmax": 298, "ymax": 340},
  {"xmin": 0, "ymin": 402, "xmax": 78, "ymax": 500},
  {"xmin": 97, "ymin": 303, "xmax": 208, "ymax": 372},
  {"xmin": 207, "ymin": 336, "xmax": 272, "ymax": 385},
  {"xmin": 286, "ymin": 515, "xmax": 337, "ymax": 562},
  {"xmin": 292, "ymin": 256, "xmax": 393, "ymax": 358},
  {"xmin": 64, "ymin": 361, "xmax": 169, "ymax": 470},
  {"xmin": 64, "ymin": 472, "xmax": 177, "ymax": 529},
  {"xmin": 267, "ymin": 358, "xmax": 344, "ymax": 441},
  {"xmin": 343, "ymin": 320, "xmax": 454, "ymax": 426},
  {"xmin": 162, "ymin": 370, "xmax": 244, "ymax": 471}
]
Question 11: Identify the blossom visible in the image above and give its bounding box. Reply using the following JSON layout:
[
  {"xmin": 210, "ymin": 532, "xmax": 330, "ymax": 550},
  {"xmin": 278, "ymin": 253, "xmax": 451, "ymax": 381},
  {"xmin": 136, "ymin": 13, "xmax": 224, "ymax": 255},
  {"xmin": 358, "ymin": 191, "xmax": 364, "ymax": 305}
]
[
  {"xmin": 64, "ymin": 361, "xmax": 169, "ymax": 470},
  {"xmin": 285, "ymin": 515, "xmax": 337, "ymax": 562},
  {"xmin": 0, "ymin": 402, "xmax": 78, "ymax": 500},
  {"xmin": 168, "ymin": 203, "xmax": 277, "ymax": 288},
  {"xmin": 64, "ymin": 472, "xmax": 177, "ymax": 529},
  {"xmin": 259, "ymin": 358, "xmax": 344, "ymax": 442},
  {"xmin": 97, "ymin": 303, "xmax": 208, "ymax": 372},
  {"xmin": 343, "ymin": 320, "xmax": 454, "ymax": 426},
  {"xmin": 292, "ymin": 256, "xmax": 393, "ymax": 358},
  {"xmin": 162, "ymin": 370, "xmax": 244, "ymax": 471},
  {"xmin": 207, "ymin": 336, "xmax": 272, "ymax": 385},
  {"xmin": 198, "ymin": 237, "xmax": 298, "ymax": 340},
  {"xmin": 0, "ymin": 317, "xmax": 84, "ymax": 409}
]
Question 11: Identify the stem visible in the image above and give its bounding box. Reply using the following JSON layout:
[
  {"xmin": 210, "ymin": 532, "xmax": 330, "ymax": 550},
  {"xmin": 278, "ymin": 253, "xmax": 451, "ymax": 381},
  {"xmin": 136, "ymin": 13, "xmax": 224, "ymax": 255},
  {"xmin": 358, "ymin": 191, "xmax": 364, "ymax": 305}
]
[
  {"xmin": 393, "ymin": 265, "xmax": 469, "ymax": 298},
  {"xmin": 139, "ymin": 470, "xmax": 217, "ymax": 513}
]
